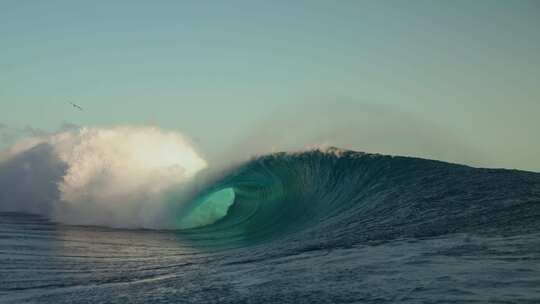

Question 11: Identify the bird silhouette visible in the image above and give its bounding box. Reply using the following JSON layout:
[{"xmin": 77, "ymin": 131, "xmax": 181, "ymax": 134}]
[{"xmin": 68, "ymin": 101, "xmax": 83, "ymax": 111}]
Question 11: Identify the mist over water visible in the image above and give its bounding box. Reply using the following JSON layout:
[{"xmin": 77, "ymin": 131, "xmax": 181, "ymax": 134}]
[{"xmin": 213, "ymin": 101, "xmax": 490, "ymax": 170}]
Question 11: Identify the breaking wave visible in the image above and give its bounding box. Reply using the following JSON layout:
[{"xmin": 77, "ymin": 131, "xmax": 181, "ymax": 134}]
[
  {"xmin": 1, "ymin": 126, "xmax": 539, "ymax": 247},
  {"xmin": 0, "ymin": 126, "xmax": 208, "ymax": 228}
]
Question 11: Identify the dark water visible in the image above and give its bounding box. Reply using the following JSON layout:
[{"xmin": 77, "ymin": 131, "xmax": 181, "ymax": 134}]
[{"xmin": 2, "ymin": 149, "xmax": 540, "ymax": 303}]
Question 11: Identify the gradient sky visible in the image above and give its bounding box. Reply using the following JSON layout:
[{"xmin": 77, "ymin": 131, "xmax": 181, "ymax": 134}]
[{"xmin": 1, "ymin": 0, "xmax": 539, "ymax": 170}]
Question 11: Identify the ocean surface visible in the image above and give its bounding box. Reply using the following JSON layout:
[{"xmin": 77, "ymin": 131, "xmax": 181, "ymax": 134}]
[{"xmin": 2, "ymin": 149, "xmax": 540, "ymax": 303}]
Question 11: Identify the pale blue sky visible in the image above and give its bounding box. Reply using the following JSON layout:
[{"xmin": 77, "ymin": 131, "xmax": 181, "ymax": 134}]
[{"xmin": 1, "ymin": 1, "xmax": 539, "ymax": 170}]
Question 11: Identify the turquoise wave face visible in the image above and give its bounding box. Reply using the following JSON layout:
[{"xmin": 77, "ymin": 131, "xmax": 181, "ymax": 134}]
[{"xmin": 175, "ymin": 148, "xmax": 540, "ymax": 248}]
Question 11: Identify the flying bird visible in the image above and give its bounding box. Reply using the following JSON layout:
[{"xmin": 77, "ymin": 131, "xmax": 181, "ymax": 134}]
[{"xmin": 68, "ymin": 101, "xmax": 83, "ymax": 111}]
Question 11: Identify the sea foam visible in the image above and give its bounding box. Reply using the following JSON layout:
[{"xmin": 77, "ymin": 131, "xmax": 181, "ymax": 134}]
[{"xmin": 0, "ymin": 126, "xmax": 208, "ymax": 229}]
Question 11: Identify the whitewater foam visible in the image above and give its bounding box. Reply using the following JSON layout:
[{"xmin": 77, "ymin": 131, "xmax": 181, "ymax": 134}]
[{"xmin": 0, "ymin": 126, "xmax": 209, "ymax": 229}]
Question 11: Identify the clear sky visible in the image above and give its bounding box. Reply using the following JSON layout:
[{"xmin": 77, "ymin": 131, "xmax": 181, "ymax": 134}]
[{"xmin": 1, "ymin": 0, "xmax": 539, "ymax": 171}]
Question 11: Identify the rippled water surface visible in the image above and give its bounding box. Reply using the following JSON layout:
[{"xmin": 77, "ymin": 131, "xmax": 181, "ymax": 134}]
[{"xmin": 2, "ymin": 150, "xmax": 540, "ymax": 303}]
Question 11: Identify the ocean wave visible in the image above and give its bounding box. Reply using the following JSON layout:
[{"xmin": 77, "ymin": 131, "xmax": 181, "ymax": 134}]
[{"xmin": 1, "ymin": 129, "xmax": 539, "ymax": 248}]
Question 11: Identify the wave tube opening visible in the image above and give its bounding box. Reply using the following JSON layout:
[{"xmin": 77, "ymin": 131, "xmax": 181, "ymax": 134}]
[{"xmin": 174, "ymin": 187, "xmax": 236, "ymax": 229}]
